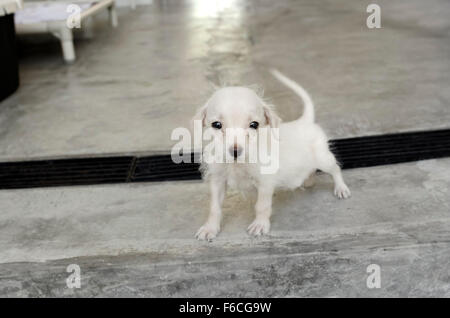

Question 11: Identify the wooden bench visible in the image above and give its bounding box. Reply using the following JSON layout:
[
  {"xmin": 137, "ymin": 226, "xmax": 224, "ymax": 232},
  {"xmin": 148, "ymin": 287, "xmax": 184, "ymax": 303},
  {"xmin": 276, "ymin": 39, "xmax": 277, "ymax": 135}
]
[{"xmin": 15, "ymin": 0, "xmax": 118, "ymax": 62}]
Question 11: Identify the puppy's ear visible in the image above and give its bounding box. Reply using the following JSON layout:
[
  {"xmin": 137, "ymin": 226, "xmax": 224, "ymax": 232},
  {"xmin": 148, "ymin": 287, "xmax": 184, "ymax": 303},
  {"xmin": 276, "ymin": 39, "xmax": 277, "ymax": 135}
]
[
  {"xmin": 263, "ymin": 105, "xmax": 281, "ymax": 140},
  {"xmin": 191, "ymin": 102, "xmax": 208, "ymax": 129},
  {"xmin": 263, "ymin": 105, "xmax": 281, "ymax": 129}
]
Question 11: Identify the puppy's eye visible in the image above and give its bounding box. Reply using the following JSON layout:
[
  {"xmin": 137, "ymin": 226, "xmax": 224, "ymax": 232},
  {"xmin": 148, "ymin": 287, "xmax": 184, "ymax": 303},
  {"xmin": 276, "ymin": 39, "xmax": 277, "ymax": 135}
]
[
  {"xmin": 211, "ymin": 121, "xmax": 222, "ymax": 129},
  {"xmin": 249, "ymin": 121, "xmax": 259, "ymax": 129}
]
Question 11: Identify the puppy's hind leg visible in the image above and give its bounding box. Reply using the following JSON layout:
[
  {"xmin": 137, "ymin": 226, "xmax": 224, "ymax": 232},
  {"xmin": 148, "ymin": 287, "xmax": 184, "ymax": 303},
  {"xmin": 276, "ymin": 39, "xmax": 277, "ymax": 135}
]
[
  {"xmin": 316, "ymin": 148, "xmax": 351, "ymax": 199},
  {"xmin": 303, "ymin": 170, "xmax": 316, "ymax": 188},
  {"xmin": 196, "ymin": 178, "xmax": 226, "ymax": 241}
]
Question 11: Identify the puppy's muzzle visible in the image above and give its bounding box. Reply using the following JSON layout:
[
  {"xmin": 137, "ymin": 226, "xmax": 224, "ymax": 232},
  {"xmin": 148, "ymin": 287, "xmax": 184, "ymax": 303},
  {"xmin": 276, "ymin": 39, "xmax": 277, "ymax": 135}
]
[{"xmin": 229, "ymin": 145, "xmax": 243, "ymax": 159}]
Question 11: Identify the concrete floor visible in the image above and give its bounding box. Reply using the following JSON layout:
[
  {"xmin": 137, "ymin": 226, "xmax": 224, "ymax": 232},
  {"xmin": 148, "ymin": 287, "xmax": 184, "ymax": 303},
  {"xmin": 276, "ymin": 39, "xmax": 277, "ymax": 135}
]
[
  {"xmin": 1, "ymin": 0, "xmax": 450, "ymax": 160},
  {"xmin": 0, "ymin": 160, "xmax": 450, "ymax": 297},
  {"xmin": 0, "ymin": 0, "xmax": 450, "ymax": 297}
]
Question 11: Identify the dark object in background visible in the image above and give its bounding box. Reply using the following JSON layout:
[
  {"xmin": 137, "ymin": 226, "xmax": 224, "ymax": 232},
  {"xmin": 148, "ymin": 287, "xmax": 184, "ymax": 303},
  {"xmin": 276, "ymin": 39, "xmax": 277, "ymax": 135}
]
[{"xmin": 0, "ymin": 13, "xmax": 19, "ymax": 102}]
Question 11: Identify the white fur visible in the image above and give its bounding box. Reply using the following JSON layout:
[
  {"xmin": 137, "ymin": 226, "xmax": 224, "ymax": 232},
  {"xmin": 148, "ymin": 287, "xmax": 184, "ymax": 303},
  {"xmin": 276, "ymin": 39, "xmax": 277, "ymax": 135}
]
[{"xmin": 194, "ymin": 70, "xmax": 351, "ymax": 241}]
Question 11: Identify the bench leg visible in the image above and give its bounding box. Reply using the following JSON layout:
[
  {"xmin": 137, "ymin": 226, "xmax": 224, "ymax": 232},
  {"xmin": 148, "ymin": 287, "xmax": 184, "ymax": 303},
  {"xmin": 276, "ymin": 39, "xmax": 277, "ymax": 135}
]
[
  {"xmin": 60, "ymin": 26, "xmax": 76, "ymax": 63},
  {"xmin": 108, "ymin": 5, "xmax": 118, "ymax": 28}
]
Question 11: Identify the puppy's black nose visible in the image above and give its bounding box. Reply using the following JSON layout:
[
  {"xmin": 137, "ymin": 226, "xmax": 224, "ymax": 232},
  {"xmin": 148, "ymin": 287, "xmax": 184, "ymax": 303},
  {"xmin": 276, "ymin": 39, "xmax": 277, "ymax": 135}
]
[{"xmin": 229, "ymin": 145, "xmax": 243, "ymax": 159}]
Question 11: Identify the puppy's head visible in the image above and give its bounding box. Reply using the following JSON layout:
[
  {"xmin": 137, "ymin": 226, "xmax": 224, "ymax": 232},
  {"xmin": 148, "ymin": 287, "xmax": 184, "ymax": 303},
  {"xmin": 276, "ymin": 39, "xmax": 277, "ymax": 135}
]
[{"xmin": 193, "ymin": 87, "xmax": 280, "ymax": 160}]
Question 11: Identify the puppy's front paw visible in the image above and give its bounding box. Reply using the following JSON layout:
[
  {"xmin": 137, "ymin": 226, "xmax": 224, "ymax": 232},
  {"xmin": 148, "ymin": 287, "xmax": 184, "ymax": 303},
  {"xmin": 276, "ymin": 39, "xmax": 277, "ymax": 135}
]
[
  {"xmin": 247, "ymin": 218, "xmax": 271, "ymax": 236},
  {"xmin": 334, "ymin": 183, "xmax": 351, "ymax": 199},
  {"xmin": 195, "ymin": 223, "xmax": 220, "ymax": 241}
]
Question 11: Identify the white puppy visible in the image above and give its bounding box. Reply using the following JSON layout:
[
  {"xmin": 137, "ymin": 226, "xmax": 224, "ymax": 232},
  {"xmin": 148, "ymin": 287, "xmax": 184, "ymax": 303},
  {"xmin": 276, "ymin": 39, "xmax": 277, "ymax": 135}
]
[{"xmin": 193, "ymin": 69, "xmax": 351, "ymax": 240}]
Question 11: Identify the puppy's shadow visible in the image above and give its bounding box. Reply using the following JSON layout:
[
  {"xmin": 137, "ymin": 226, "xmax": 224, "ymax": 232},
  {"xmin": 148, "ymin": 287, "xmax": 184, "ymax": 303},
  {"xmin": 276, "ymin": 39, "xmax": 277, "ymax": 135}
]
[
  {"xmin": 221, "ymin": 189, "xmax": 257, "ymax": 228},
  {"xmin": 218, "ymin": 179, "xmax": 333, "ymax": 232},
  {"xmin": 271, "ymin": 179, "xmax": 335, "ymax": 229}
]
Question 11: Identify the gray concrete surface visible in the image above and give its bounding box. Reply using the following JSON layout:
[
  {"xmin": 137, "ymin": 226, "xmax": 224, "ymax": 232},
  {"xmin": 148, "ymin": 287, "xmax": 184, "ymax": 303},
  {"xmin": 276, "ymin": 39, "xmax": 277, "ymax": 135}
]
[
  {"xmin": 0, "ymin": 159, "xmax": 449, "ymax": 296},
  {"xmin": 0, "ymin": 0, "xmax": 450, "ymax": 160}
]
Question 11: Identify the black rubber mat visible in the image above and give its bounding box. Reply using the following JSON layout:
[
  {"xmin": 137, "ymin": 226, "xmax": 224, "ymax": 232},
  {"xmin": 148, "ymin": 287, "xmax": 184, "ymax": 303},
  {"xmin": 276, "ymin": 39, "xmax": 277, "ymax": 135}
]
[
  {"xmin": 0, "ymin": 129, "xmax": 449, "ymax": 189},
  {"xmin": 131, "ymin": 153, "xmax": 201, "ymax": 183},
  {"xmin": 0, "ymin": 156, "xmax": 134, "ymax": 189},
  {"xmin": 330, "ymin": 129, "xmax": 450, "ymax": 169}
]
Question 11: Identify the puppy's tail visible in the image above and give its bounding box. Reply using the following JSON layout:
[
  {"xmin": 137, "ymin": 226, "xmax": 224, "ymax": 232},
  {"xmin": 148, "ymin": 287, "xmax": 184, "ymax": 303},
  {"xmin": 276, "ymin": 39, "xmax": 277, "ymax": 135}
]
[{"xmin": 270, "ymin": 69, "xmax": 315, "ymax": 123}]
